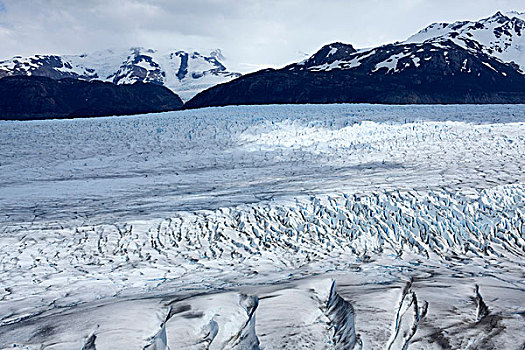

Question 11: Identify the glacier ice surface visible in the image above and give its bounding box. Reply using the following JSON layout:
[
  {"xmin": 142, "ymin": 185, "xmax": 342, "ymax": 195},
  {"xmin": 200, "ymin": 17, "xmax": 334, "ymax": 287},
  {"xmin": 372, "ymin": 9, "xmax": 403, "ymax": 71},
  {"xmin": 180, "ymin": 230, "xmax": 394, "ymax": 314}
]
[{"xmin": 0, "ymin": 104, "xmax": 524, "ymax": 349}]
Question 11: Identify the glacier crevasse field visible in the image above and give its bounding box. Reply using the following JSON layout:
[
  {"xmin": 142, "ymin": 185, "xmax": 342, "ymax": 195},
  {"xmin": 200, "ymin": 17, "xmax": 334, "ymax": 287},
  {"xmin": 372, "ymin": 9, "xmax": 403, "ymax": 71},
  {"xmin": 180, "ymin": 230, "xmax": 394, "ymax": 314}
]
[{"xmin": 0, "ymin": 104, "xmax": 524, "ymax": 349}]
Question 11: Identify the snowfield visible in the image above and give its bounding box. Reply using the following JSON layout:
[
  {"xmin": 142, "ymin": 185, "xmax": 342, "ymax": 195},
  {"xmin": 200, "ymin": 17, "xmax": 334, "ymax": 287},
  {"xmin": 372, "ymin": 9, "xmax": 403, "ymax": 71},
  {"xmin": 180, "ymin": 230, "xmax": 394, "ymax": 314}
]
[{"xmin": 1, "ymin": 104, "xmax": 525, "ymax": 349}]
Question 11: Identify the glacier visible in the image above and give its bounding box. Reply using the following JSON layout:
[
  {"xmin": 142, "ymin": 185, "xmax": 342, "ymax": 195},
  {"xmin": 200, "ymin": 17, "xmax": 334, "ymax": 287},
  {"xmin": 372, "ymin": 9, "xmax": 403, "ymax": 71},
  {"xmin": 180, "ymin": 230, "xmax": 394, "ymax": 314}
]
[{"xmin": 0, "ymin": 104, "xmax": 524, "ymax": 349}]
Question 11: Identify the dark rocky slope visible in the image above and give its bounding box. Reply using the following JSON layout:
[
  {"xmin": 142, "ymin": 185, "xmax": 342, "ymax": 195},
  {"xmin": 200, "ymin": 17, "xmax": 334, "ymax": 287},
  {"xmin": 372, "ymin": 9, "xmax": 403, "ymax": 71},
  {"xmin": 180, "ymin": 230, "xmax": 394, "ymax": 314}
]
[{"xmin": 0, "ymin": 76, "xmax": 183, "ymax": 120}]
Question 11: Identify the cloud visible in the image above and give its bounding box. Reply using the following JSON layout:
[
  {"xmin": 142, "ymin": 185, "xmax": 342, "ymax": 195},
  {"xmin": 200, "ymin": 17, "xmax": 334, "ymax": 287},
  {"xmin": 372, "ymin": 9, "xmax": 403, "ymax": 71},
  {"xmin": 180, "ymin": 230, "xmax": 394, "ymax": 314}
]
[{"xmin": 0, "ymin": 0, "xmax": 524, "ymax": 68}]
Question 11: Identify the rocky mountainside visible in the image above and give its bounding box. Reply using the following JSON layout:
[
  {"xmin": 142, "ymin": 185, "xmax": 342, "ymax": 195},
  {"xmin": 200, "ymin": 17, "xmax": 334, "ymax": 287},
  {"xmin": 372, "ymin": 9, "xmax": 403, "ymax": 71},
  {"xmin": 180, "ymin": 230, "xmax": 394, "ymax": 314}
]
[
  {"xmin": 186, "ymin": 11, "xmax": 525, "ymax": 108},
  {"xmin": 0, "ymin": 76, "xmax": 184, "ymax": 120},
  {"xmin": 0, "ymin": 48, "xmax": 241, "ymax": 101},
  {"xmin": 405, "ymin": 11, "xmax": 525, "ymax": 71}
]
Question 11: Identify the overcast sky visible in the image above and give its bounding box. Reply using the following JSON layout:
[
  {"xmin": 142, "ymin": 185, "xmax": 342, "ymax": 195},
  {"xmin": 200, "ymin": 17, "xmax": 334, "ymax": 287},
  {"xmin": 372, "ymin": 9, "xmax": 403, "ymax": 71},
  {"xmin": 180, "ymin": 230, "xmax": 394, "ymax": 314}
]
[{"xmin": 0, "ymin": 0, "xmax": 524, "ymax": 70}]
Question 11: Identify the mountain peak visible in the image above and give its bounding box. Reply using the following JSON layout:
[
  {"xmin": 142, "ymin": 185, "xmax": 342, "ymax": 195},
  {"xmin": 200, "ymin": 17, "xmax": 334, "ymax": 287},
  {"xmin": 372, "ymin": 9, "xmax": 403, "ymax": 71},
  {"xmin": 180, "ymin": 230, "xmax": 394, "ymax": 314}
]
[
  {"xmin": 210, "ymin": 49, "xmax": 225, "ymax": 60},
  {"xmin": 490, "ymin": 11, "xmax": 506, "ymax": 18},
  {"xmin": 298, "ymin": 42, "xmax": 357, "ymax": 68},
  {"xmin": 405, "ymin": 10, "xmax": 525, "ymax": 72}
]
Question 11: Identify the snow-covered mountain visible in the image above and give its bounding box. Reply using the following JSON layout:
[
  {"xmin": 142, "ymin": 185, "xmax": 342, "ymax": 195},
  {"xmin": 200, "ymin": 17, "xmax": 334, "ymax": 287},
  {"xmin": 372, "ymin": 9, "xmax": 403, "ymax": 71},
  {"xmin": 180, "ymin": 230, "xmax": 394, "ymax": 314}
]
[
  {"xmin": 0, "ymin": 48, "xmax": 241, "ymax": 101},
  {"xmin": 187, "ymin": 11, "xmax": 525, "ymax": 108},
  {"xmin": 295, "ymin": 10, "xmax": 525, "ymax": 75},
  {"xmin": 187, "ymin": 38, "xmax": 525, "ymax": 107},
  {"xmin": 405, "ymin": 11, "xmax": 525, "ymax": 72},
  {"xmin": 292, "ymin": 39, "xmax": 516, "ymax": 78}
]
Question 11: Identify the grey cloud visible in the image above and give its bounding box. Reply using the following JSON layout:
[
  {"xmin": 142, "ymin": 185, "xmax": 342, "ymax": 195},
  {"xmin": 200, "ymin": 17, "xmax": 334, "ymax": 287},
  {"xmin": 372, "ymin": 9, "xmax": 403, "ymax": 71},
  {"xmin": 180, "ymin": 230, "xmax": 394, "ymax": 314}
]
[{"xmin": 0, "ymin": 0, "xmax": 524, "ymax": 68}]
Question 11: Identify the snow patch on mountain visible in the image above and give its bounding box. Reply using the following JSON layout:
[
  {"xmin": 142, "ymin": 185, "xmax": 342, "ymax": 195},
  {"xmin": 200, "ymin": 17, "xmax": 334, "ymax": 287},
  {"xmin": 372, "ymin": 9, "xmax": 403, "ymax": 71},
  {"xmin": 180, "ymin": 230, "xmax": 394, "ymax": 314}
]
[
  {"xmin": 307, "ymin": 49, "xmax": 377, "ymax": 72},
  {"xmin": 372, "ymin": 52, "xmax": 413, "ymax": 73}
]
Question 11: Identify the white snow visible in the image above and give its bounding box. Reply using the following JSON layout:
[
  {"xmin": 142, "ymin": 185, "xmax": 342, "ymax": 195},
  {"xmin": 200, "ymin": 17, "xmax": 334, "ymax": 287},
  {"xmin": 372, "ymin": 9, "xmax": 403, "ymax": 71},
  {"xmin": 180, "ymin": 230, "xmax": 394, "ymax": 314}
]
[
  {"xmin": 135, "ymin": 58, "xmax": 155, "ymax": 70},
  {"xmin": 373, "ymin": 52, "xmax": 411, "ymax": 73},
  {"xmin": 461, "ymin": 58, "xmax": 469, "ymax": 72},
  {"xmin": 482, "ymin": 61, "xmax": 499, "ymax": 72}
]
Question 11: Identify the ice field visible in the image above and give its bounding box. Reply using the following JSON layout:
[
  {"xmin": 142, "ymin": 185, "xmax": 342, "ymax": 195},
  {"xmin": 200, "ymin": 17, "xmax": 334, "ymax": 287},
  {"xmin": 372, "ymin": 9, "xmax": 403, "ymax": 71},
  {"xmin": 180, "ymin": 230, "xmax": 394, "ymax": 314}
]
[{"xmin": 0, "ymin": 104, "xmax": 525, "ymax": 349}]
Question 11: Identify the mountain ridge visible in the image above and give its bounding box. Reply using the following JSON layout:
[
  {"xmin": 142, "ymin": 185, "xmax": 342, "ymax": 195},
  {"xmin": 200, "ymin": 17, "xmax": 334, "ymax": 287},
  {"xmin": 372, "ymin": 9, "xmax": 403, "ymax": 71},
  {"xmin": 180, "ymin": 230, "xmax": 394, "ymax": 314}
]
[
  {"xmin": 0, "ymin": 75, "xmax": 184, "ymax": 120},
  {"xmin": 0, "ymin": 47, "xmax": 241, "ymax": 101},
  {"xmin": 404, "ymin": 11, "xmax": 525, "ymax": 71},
  {"xmin": 185, "ymin": 11, "xmax": 525, "ymax": 108}
]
